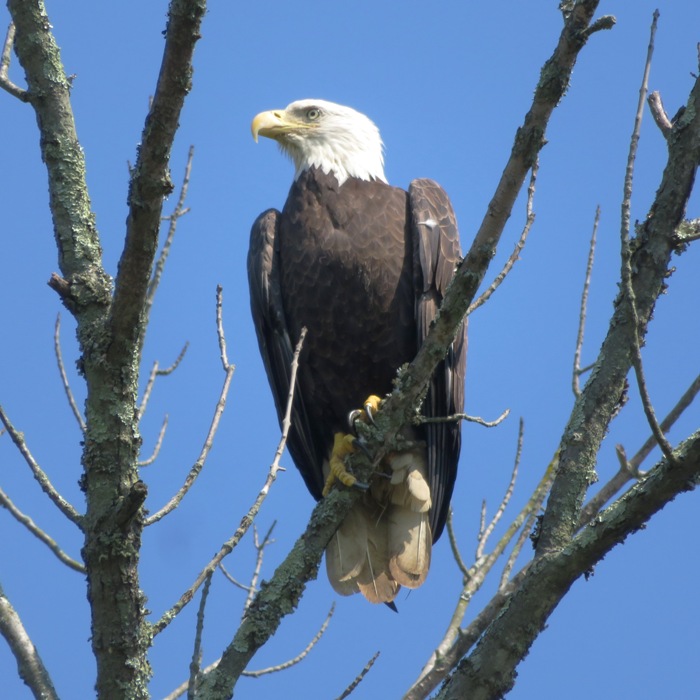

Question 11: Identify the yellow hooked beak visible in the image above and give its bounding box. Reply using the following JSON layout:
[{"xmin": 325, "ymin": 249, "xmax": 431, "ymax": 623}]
[{"xmin": 251, "ymin": 109, "xmax": 312, "ymax": 143}]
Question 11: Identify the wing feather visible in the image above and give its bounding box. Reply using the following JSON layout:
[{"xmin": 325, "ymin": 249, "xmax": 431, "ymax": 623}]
[
  {"xmin": 247, "ymin": 209, "xmax": 324, "ymax": 498},
  {"xmin": 409, "ymin": 179, "xmax": 467, "ymax": 541}
]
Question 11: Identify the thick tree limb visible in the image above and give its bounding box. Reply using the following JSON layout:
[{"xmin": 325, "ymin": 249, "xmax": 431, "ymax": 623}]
[
  {"xmin": 537, "ymin": 40, "xmax": 700, "ymax": 558},
  {"xmin": 434, "ymin": 39, "xmax": 700, "ymax": 700},
  {"xmin": 7, "ymin": 1, "xmax": 110, "ymax": 305},
  {"xmin": 7, "ymin": 2, "xmax": 208, "ymax": 697},
  {"xmin": 112, "ymin": 4, "xmax": 205, "ymax": 364},
  {"xmin": 437, "ymin": 430, "xmax": 700, "ymax": 700},
  {"xmin": 372, "ymin": 0, "xmax": 609, "ymax": 453}
]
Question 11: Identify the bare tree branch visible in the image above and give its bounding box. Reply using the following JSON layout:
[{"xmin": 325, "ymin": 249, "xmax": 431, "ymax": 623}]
[
  {"xmin": 0, "ymin": 404, "xmax": 82, "ymax": 526},
  {"xmin": 152, "ymin": 327, "xmax": 307, "ymax": 636},
  {"xmin": 675, "ymin": 217, "xmax": 700, "ymax": 244},
  {"xmin": 111, "ymin": 10, "xmax": 204, "ymax": 362},
  {"xmin": 137, "ymin": 342, "xmax": 189, "ymax": 421},
  {"xmin": 537, "ymin": 14, "xmax": 700, "ymax": 558},
  {"xmin": 572, "ymin": 206, "xmax": 599, "ymax": 397},
  {"xmin": 145, "ymin": 290, "xmax": 233, "ymax": 526},
  {"xmin": 445, "ymin": 508, "xmax": 470, "ymax": 581},
  {"xmin": 407, "ymin": 451, "xmax": 556, "ymax": 699},
  {"xmin": 0, "ymin": 22, "xmax": 28, "ymax": 101},
  {"xmin": 164, "ymin": 604, "xmax": 335, "ymax": 699},
  {"xmin": 618, "ymin": 9, "xmax": 675, "ymax": 463},
  {"xmin": 7, "ymin": 2, "xmax": 208, "ymax": 696},
  {"xmin": 242, "ymin": 522, "xmax": 277, "ymax": 617},
  {"xmin": 416, "ymin": 407, "xmax": 510, "ymax": 428},
  {"xmin": 242, "ymin": 603, "xmax": 335, "ymax": 677},
  {"xmin": 54, "ymin": 313, "xmax": 86, "ymax": 432},
  {"xmin": 0, "ymin": 582, "xmax": 58, "ymax": 700},
  {"xmin": 0, "ymin": 487, "xmax": 85, "ymax": 572},
  {"xmin": 366, "ymin": 0, "xmax": 614, "ymax": 480},
  {"xmin": 335, "ymin": 651, "xmax": 381, "ymax": 700},
  {"xmin": 468, "ymin": 159, "xmax": 538, "ymax": 315},
  {"xmin": 142, "ymin": 145, "xmax": 195, "ymax": 346},
  {"xmin": 476, "ymin": 418, "xmax": 524, "ymax": 560},
  {"xmin": 648, "ymin": 90, "xmax": 672, "ymax": 137},
  {"xmin": 138, "ymin": 414, "xmax": 169, "ymax": 467},
  {"xmin": 436, "ymin": 431, "xmax": 700, "ymax": 700},
  {"xmin": 577, "ymin": 370, "xmax": 700, "ymax": 528},
  {"xmin": 187, "ymin": 573, "xmax": 212, "ymax": 700}
]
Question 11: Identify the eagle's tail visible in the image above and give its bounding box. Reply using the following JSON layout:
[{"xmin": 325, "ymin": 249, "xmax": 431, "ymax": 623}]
[{"xmin": 325, "ymin": 452, "xmax": 432, "ymax": 604}]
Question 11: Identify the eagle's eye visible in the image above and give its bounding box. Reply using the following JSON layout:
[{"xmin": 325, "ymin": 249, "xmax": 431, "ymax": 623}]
[{"xmin": 306, "ymin": 108, "xmax": 321, "ymax": 121}]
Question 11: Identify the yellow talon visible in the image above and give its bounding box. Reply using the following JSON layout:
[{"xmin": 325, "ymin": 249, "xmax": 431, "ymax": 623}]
[{"xmin": 323, "ymin": 433, "xmax": 359, "ymax": 496}]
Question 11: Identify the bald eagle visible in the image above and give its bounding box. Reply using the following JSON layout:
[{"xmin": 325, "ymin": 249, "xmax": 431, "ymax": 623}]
[{"xmin": 248, "ymin": 99, "xmax": 466, "ymax": 604}]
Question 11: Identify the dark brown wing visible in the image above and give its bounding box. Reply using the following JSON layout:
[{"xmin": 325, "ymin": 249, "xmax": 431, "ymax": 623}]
[
  {"xmin": 409, "ymin": 179, "xmax": 467, "ymax": 542},
  {"xmin": 247, "ymin": 209, "xmax": 325, "ymax": 499}
]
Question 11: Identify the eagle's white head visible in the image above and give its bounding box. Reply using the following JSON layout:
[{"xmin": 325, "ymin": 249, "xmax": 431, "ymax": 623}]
[{"xmin": 251, "ymin": 99, "xmax": 387, "ymax": 186}]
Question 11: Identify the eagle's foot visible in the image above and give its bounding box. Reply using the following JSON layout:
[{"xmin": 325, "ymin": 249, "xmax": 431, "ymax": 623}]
[
  {"xmin": 348, "ymin": 394, "xmax": 383, "ymax": 432},
  {"xmin": 322, "ymin": 432, "xmax": 370, "ymax": 496}
]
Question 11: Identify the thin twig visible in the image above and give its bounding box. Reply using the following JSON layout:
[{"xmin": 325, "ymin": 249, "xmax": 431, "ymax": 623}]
[
  {"xmin": 163, "ymin": 660, "xmax": 219, "ymax": 700},
  {"xmin": 468, "ymin": 160, "xmax": 538, "ymax": 315},
  {"xmin": 54, "ymin": 314, "xmax": 86, "ymax": 431},
  {"xmin": 243, "ymin": 522, "xmax": 277, "ymax": 616},
  {"xmin": 0, "ymin": 405, "xmax": 82, "ymax": 526},
  {"xmin": 446, "ymin": 508, "xmax": 471, "ymax": 580},
  {"xmin": 164, "ymin": 605, "xmax": 336, "ymax": 699},
  {"xmin": 476, "ymin": 500, "xmax": 486, "ymax": 555},
  {"xmin": 577, "ymin": 371, "xmax": 700, "ymax": 528},
  {"xmin": 243, "ymin": 603, "xmax": 335, "ymax": 677},
  {"xmin": 271, "ymin": 327, "xmax": 307, "ymax": 473},
  {"xmin": 499, "ymin": 511, "xmax": 537, "ymax": 592},
  {"xmin": 416, "ymin": 407, "xmax": 509, "ymax": 428},
  {"xmin": 217, "ymin": 563, "xmax": 252, "ymax": 593},
  {"xmin": 476, "ymin": 418, "xmax": 524, "ymax": 560},
  {"xmin": 572, "ymin": 206, "xmax": 600, "ymax": 396},
  {"xmin": 407, "ymin": 453, "xmax": 556, "ymax": 699},
  {"xmin": 0, "ymin": 22, "xmax": 28, "ymax": 101},
  {"xmin": 152, "ymin": 327, "xmax": 307, "ymax": 636},
  {"xmin": 138, "ymin": 414, "xmax": 169, "ymax": 466},
  {"xmin": 145, "ymin": 145, "xmax": 194, "ymax": 316},
  {"xmin": 144, "ymin": 291, "xmax": 233, "ymax": 526},
  {"xmin": 334, "ymin": 651, "xmax": 381, "ymax": 700},
  {"xmin": 0, "ymin": 487, "xmax": 85, "ymax": 572},
  {"xmin": 187, "ymin": 572, "xmax": 212, "ymax": 700},
  {"xmin": 619, "ymin": 10, "xmax": 675, "ymax": 464},
  {"xmin": 137, "ymin": 342, "xmax": 189, "ymax": 421},
  {"xmin": 0, "ymin": 583, "xmax": 59, "ymax": 700}
]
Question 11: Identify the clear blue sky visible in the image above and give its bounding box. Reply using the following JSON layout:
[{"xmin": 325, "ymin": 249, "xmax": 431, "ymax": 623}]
[{"xmin": 2, "ymin": 1, "xmax": 699, "ymax": 698}]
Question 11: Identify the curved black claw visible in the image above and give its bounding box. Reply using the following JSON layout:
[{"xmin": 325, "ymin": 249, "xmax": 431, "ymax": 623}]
[
  {"xmin": 363, "ymin": 401, "xmax": 377, "ymax": 427},
  {"xmin": 347, "ymin": 409, "xmax": 363, "ymax": 434},
  {"xmin": 351, "ymin": 479, "xmax": 370, "ymax": 492},
  {"xmin": 352, "ymin": 436, "xmax": 372, "ymax": 459}
]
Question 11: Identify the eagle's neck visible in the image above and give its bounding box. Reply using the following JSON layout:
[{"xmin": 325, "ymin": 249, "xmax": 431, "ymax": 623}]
[{"xmin": 283, "ymin": 133, "xmax": 387, "ymax": 187}]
